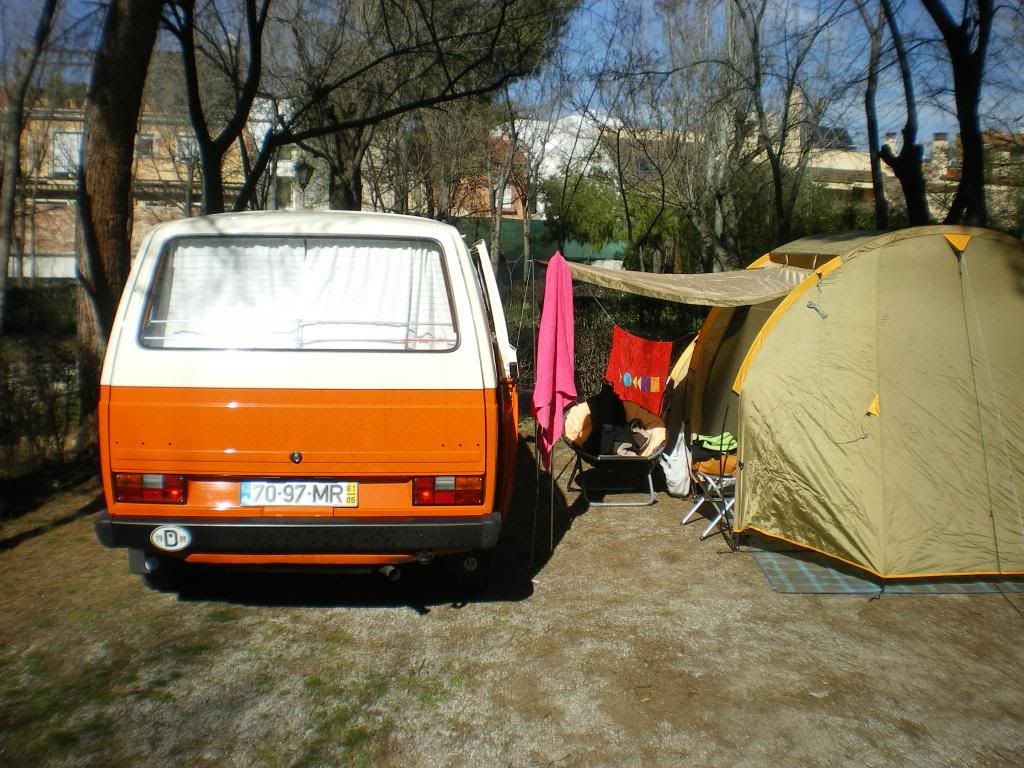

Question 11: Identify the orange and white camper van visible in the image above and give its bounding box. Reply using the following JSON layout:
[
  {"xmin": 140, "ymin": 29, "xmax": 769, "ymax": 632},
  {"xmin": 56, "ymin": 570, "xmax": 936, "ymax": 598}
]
[{"xmin": 94, "ymin": 211, "xmax": 518, "ymax": 587}]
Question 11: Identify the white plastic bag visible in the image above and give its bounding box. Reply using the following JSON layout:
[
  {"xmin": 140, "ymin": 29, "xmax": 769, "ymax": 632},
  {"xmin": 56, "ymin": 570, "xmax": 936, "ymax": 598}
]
[{"xmin": 659, "ymin": 429, "xmax": 691, "ymax": 497}]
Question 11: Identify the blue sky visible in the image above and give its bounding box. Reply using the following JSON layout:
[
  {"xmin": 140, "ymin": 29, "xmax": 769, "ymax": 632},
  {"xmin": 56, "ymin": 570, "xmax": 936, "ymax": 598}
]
[
  {"xmin": 5, "ymin": 0, "xmax": 1020, "ymax": 151},
  {"xmin": 554, "ymin": 0, "xmax": 1023, "ymax": 152}
]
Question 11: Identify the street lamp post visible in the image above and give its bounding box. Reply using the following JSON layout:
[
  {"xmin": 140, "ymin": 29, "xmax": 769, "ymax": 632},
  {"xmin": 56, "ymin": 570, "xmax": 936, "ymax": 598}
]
[{"xmin": 294, "ymin": 157, "xmax": 314, "ymax": 209}]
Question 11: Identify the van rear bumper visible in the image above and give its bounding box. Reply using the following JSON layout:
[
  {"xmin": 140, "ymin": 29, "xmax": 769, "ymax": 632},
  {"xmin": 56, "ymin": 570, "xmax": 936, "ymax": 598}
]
[{"xmin": 94, "ymin": 511, "xmax": 501, "ymax": 554}]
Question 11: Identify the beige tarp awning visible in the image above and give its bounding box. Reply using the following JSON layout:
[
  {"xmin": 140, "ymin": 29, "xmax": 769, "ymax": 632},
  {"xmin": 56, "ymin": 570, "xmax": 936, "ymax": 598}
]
[{"xmin": 565, "ymin": 260, "xmax": 813, "ymax": 307}]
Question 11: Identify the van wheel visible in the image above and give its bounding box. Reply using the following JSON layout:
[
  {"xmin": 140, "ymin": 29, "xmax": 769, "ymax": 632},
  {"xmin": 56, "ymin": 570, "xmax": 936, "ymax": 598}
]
[{"xmin": 451, "ymin": 550, "xmax": 494, "ymax": 593}]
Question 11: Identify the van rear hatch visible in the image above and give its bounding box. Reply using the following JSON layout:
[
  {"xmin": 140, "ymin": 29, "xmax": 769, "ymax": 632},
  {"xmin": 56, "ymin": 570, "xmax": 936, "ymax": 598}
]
[{"xmin": 104, "ymin": 385, "xmax": 490, "ymax": 517}]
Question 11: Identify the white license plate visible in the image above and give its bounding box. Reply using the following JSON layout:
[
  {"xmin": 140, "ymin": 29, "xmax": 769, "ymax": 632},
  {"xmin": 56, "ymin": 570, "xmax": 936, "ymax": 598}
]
[{"xmin": 240, "ymin": 481, "xmax": 358, "ymax": 507}]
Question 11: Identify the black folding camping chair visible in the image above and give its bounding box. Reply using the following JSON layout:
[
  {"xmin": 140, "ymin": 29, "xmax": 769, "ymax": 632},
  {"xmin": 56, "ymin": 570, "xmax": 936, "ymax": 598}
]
[{"xmin": 562, "ymin": 386, "xmax": 667, "ymax": 507}]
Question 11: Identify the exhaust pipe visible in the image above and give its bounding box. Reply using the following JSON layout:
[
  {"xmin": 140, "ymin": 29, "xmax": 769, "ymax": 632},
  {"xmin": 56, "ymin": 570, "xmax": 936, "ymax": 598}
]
[
  {"xmin": 379, "ymin": 565, "xmax": 402, "ymax": 582},
  {"xmin": 416, "ymin": 549, "xmax": 435, "ymax": 565}
]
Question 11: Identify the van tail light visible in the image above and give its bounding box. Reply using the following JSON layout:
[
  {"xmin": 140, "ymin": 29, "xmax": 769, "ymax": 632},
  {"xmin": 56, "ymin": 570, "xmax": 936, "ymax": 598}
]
[
  {"xmin": 113, "ymin": 474, "xmax": 187, "ymax": 504},
  {"xmin": 412, "ymin": 476, "xmax": 484, "ymax": 506}
]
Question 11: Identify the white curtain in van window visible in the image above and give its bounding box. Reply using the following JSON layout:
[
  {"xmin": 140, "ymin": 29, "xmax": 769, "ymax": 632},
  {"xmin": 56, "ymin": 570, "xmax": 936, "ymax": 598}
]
[
  {"xmin": 148, "ymin": 238, "xmax": 456, "ymax": 350},
  {"xmin": 302, "ymin": 241, "xmax": 455, "ymax": 349}
]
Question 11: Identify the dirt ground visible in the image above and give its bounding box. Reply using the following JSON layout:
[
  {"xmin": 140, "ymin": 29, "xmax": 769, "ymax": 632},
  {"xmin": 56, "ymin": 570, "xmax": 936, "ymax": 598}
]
[{"xmin": 2, "ymin": 430, "xmax": 1023, "ymax": 768}]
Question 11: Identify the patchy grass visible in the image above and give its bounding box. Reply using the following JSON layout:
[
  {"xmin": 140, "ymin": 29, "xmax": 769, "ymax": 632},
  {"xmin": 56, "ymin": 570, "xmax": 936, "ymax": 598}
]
[
  {"xmin": 284, "ymin": 663, "xmax": 473, "ymax": 766},
  {"xmin": 2, "ymin": 646, "xmax": 126, "ymax": 765},
  {"xmin": 294, "ymin": 673, "xmax": 394, "ymax": 768},
  {"xmin": 206, "ymin": 608, "xmax": 241, "ymax": 624},
  {"xmin": 2, "ymin": 434, "xmax": 1024, "ymax": 767}
]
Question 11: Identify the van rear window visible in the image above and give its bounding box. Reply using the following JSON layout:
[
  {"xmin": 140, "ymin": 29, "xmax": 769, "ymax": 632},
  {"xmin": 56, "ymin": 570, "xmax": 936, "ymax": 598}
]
[{"xmin": 140, "ymin": 236, "xmax": 457, "ymax": 351}]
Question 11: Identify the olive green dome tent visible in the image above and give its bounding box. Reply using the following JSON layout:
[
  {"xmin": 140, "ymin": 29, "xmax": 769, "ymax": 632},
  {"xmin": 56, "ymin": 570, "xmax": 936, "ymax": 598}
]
[
  {"xmin": 732, "ymin": 227, "xmax": 1024, "ymax": 578},
  {"xmin": 570, "ymin": 226, "xmax": 1024, "ymax": 578}
]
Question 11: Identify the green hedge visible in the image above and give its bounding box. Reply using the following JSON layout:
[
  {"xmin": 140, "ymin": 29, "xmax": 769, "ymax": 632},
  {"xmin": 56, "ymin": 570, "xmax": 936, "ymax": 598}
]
[
  {"xmin": 4, "ymin": 284, "xmax": 77, "ymax": 338},
  {"xmin": 0, "ymin": 338, "xmax": 80, "ymax": 477}
]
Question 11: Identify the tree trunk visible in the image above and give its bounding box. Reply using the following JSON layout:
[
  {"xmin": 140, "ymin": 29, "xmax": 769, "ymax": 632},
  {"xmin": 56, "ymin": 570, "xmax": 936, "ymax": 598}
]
[
  {"xmin": 612, "ymin": 131, "xmax": 635, "ymax": 265},
  {"xmin": 522, "ymin": 198, "xmax": 531, "ymax": 268},
  {"xmin": 920, "ymin": 0, "xmax": 992, "ymax": 226},
  {"xmin": 0, "ymin": 103, "xmax": 27, "ymax": 333},
  {"xmin": 328, "ymin": 160, "xmax": 361, "ymax": 210},
  {"xmin": 672, "ymin": 236, "xmax": 683, "ymax": 274},
  {"xmin": 857, "ymin": 1, "xmax": 889, "ymax": 229},
  {"xmin": 879, "ymin": 0, "xmax": 930, "ymax": 225},
  {"xmin": 489, "ymin": 185, "xmax": 503, "ymax": 270},
  {"xmin": 199, "ymin": 148, "xmax": 225, "ymax": 214},
  {"xmin": 945, "ymin": 82, "xmax": 987, "ymax": 226},
  {"xmin": 767, "ymin": 152, "xmax": 789, "ymax": 245},
  {"xmin": 0, "ymin": 0, "xmax": 59, "ymax": 335},
  {"xmin": 76, "ymin": 0, "xmax": 163, "ymax": 441},
  {"xmin": 880, "ymin": 139, "xmax": 930, "ymax": 225}
]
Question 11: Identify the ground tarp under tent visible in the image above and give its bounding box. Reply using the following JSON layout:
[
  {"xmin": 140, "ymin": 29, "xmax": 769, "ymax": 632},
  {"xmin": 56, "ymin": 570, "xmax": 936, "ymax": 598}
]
[{"xmin": 569, "ymin": 227, "xmax": 1024, "ymax": 579}]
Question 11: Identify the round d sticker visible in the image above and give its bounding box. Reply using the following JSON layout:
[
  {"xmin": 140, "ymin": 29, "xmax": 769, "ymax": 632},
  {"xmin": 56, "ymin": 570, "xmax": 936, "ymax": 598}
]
[{"xmin": 150, "ymin": 525, "xmax": 191, "ymax": 552}]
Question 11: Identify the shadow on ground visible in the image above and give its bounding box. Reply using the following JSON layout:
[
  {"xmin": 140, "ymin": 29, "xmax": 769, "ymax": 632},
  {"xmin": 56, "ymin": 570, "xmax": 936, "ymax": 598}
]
[
  {"xmin": 163, "ymin": 431, "xmax": 583, "ymax": 612},
  {"xmin": 0, "ymin": 458, "xmax": 98, "ymax": 520}
]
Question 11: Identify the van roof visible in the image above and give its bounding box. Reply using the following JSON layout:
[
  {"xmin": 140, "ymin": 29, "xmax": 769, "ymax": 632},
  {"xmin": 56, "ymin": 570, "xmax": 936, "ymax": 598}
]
[{"xmin": 142, "ymin": 210, "xmax": 463, "ymax": 243}]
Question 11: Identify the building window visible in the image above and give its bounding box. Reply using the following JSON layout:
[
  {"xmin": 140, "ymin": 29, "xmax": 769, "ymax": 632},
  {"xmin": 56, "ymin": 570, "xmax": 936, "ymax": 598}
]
[
  {"xmin": 136, "ymin": 133, "xmax": 155, "ymax": 158},
  {"xmin": 51, "ymin": 131, "xmax": 82, "ymax": 177},
  {"xmin": 501, "ymin": 186, "xmax": 514, "ymax": 210}
]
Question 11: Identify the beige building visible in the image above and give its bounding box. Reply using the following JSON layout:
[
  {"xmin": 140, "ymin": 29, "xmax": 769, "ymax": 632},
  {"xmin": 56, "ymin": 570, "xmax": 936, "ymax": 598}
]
[
  {"xmin": 7, "ymin": 98, "xmax": 253, "ymax": 281},
  {"xmin": 807, "ymin": 147, "xmax": 897, "ymax": 205}
]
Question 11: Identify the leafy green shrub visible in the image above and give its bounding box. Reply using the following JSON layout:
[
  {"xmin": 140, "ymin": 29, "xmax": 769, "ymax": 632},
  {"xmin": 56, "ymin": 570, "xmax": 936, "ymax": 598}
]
[
  {"xmin": 5, "ymin": 285, "xmax": 77, "ymax": 338},
  {"xmin": 0, "ymin": 338, "xmax": 79, "ymax": 476}
]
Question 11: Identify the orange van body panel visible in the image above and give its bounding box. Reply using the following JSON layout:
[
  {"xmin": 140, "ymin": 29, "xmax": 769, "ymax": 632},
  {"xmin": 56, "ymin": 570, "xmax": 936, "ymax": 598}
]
[
  {"xmin": 495, "ymin": 378, "xmax": 519, "ymax": 517},
  {"xmin": 107, "ymin": 386, "xmax": 487, "ymax": 475},
  {"xmin": 99, "ymin": 385, "xmax": 114, "ymax": 512},
  {"xmin": 100, "ymin": 385, "xmax": 500, "ymax": 522}
]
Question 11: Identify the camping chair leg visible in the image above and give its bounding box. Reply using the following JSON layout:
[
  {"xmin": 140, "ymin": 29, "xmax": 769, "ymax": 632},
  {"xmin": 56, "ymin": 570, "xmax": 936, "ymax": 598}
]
[
  {"xmin": 570, "ymin": 462, "xmax": 657, "ymax": 507},
  {"xmin": 680, "ymin": 496, "xmax": 707, "ymax": 526},
  {"xmin": 699, "ymin": 498, "xmax": 737, "ymax": 551},
  {"xmin": 567, "ymin": 455, "xmax": 583, "ymax": 494},
  {"xmin": 700, "ymin": 508, "xmax": 725, "ymax": 540}
]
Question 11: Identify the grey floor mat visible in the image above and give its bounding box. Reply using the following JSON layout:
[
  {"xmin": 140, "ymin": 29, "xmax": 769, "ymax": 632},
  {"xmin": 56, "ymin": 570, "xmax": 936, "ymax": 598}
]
[{"xmin": 748, "ymin": 540, "xmax": 1024, "ymax": 595}]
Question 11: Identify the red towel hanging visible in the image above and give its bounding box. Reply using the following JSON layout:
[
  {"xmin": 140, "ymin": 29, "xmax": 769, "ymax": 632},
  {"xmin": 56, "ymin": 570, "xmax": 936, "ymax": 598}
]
[{"xmin": 604, "ymin": 325, "xmax": 672, "ymax": 414}]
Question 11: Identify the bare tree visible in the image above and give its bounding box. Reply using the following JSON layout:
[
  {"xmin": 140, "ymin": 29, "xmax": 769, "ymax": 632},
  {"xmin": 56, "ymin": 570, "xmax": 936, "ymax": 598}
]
[
  {"xmin": 486, "ymin": 119, "xmax": 518, "ymax": 268},
  {"xmin": 878, "ymin": 0, "xmax": 930, "ymax": 225},
  {"xmin": 662, "ymin": 0, "xmax": 758, "ymax": 270},
  {"xmin": 733, "ymin": 0, "xmax": 837, "ymax": 245},
  {"xmin": 164, "ymin": 0, "xmax": 576, "ymax": 213},
  {"xmin": 413, "ymin": 100, "xmax": 495, "ymax": 221},
  {"xmin": 920, "ymin": 0, "xmax": 994, "ymax": 226},
  {"xmin": 164, "ymin": 0, "xmax": 270, "ymax": 215},
  {"xmin": 0, "ymin": 0, "xmax": 60, "ymax": 334},
  {"xmin": 855, "ymin": 0, "xmax": 889, "ymax": 229},
  {"xmin": 506, "ymin": 77, "xmax": 566, "ymax": 275},
  {"xmin": 606, "ymin": 0, "xmax": 757, "ymax": 271},
  {"xmin": 538, "ymin": 3, "xmax": 628, "ymax": 254}
]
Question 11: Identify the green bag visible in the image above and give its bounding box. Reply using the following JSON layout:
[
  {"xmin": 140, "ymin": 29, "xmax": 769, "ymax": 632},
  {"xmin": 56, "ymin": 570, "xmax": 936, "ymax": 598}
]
[{"xmin": 698, "ymin": 431, "xmax": 737, "ymax": 452}]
